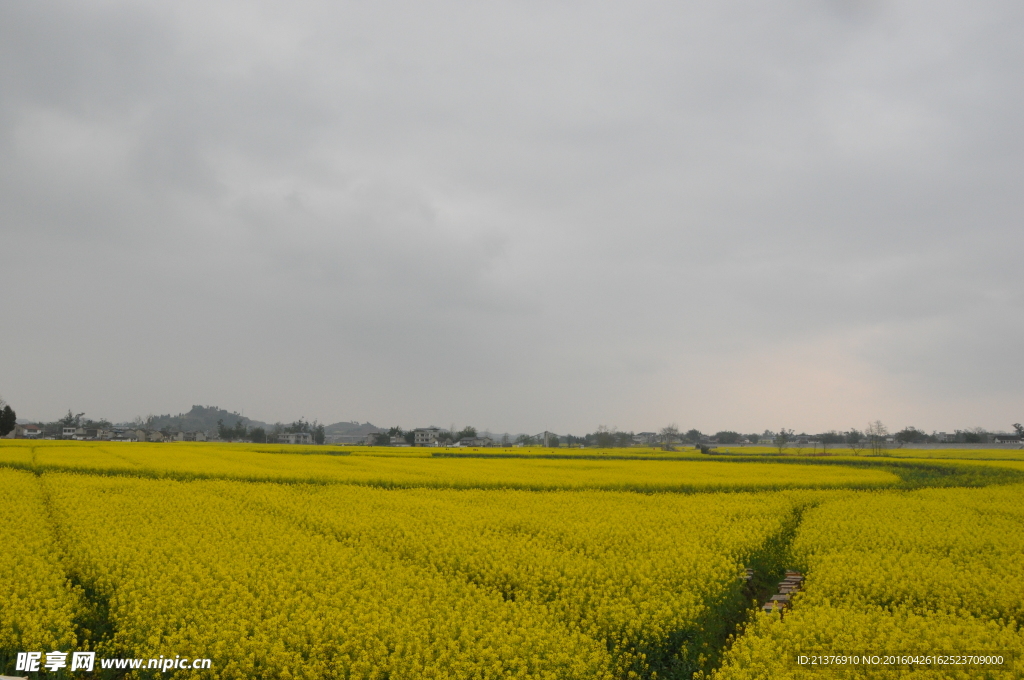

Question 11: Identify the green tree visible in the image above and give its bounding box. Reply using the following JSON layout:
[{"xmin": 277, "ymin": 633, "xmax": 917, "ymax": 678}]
[
  {"xmin": 895, "ymin": 426, "xmax": 926, "ymax": 444},
  {"xmin": 218, "ymin": 419, "xmax": 249, "ymax": 441},
  {"xmin": 313, "ymin": 422, "xmax": 326, "ymax": 445},
  {"xmin": 59, "ymin": 410, "xmax": 85, "ymax": 428},
  {"xmin": 715, "ymin": 431, "xmax": 741, "ymax": 444},
  {"xmin": 0, "ymin": 403, "xmax": 16, "ymax": 437},
  {"xmin": 592, "ymin": 426, "xmax": 616, "ymax": 448},
  {"xmin": 959, "ymin": 429, "xmax": 983, "ymax": 443},
  {"xmin": 774, "ymin": 428, "xmax": 793, "ymax": 455},
  {"xmin": 684, "ymin": 429, "xmax": 703, "ymax": 445},
  {"xmin": 845, "ymin": 429, "xmax": 864, "ymax": 455},
  {"xmin": 248, "ymin": 427, "xmax": 268, "ymax": 443}
]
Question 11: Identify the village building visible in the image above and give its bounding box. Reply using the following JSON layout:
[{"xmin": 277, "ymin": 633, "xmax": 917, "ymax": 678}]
[
  {"xmin": 413, "ymin": 427, "xmax": 444, "ymax": 446},
  {"xmin": 170, "ymin": 431, "xmax": 208, "ymax": 442},
  {"xmin": 4, "ymin": 424, "xmax": 43, "ymax": 438},
  {"xmin": 456, "ymin": 436, "xmax": 494, "ymax": 447},
  {"xmin": 278, "ymin": 432, "xmax": 312, "ymax": 445}
]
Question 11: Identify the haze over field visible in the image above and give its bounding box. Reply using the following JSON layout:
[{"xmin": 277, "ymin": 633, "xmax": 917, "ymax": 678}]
[{"xmin": 1, "ymin": 1, "xmax": 1022, "ymax": 433}]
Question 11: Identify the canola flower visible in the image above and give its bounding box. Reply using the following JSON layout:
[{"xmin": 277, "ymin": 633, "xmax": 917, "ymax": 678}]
[
  {"xmin": 0, "ymin": 440, "xmax": 899, "ymax": 492},
  {"xmin": 39, "ymin": 473, "xmax": 817, "ymax": 678},
  {"xmin": 42, "ymin": 473, "xmax": 617, "ymax": 679},
  {"xmin": 711, "ymin": 485, "xmax": 1024, "ymax": 680},
  {"xmin": 219, "ymin": 482, "xmax": 817, "ymax": 676},
  {"xmin": 792, "ymin": 485, "xmax": 1024, "ymax": 624},
  {"xmin": 0, "ymin": 469, "xmax": 80, "ymax": 662},
  {"xmin": 4, "ymin": 441, "xmax": 1022, "ymax": 679}
]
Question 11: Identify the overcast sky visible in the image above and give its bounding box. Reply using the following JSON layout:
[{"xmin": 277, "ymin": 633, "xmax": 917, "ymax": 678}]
[{"xmin": 2, "ymin": 1, "xmax": 1022, "ymax": 434}]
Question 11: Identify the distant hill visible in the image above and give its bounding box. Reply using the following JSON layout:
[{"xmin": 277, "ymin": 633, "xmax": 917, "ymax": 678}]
[
  {"xmin": 147, "ymin": 405, "xmax": 269, "ymax": 434},
  {"xmin": 145, "ymin": 407, "xmax": 382, "ymax": 437},
  {"xmin": 324, "ymin": 421, "xmax": 381, "ymax": 436}
]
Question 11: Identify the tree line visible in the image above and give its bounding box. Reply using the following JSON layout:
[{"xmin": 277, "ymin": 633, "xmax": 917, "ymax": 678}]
[
  {"xmin": 373, "ymin": 426, "xmax": 479, "ymax": 445},
  {"xmin": 559, "ymin": 421, "xmax": 1024, "ymax": 452},
  {"xmin": 217, "ymin": 418, "xmax": 326, "ymax": 445}
]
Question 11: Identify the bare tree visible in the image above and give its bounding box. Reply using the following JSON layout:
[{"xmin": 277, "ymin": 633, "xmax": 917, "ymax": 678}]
[
  {"xmin": 866, "ymin": 421, "xmax": 889, "ymax": 456},
  {"xmin": 659, "ymin": 424, "xmax": 680, "ymax": 451}
]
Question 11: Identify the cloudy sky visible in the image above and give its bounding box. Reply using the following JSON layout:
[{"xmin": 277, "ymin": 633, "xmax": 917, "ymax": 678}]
[{"xmin": 2, "ymin": 1, "xmax": 1022, "ymax": 434}]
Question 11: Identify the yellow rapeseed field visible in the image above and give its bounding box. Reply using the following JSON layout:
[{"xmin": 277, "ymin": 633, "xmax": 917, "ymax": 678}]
[
  {"xmin": 225, "ymin": 482, "xmax": 819, "ymax": 676},
  {"xmin": 1, "ymin": 441, "xmax": 1022, "ymax": 679},
  {"xmin": 711, "ymin": 485, "xmax": 1024, "ymax": 680},
  {"xmin": 0, "ymin": 469, "xmax": 80, "ymax": 660},
  {"xmin": 36, "ymin": 473, "xmax": 819, "ymax": 678},
  {"xmin": 0, "ymin": 440, "xmax": 898, "ymax": 491},
  {"xmin": 43, "ymin": 473, "xmax": 616, "ymax": 679}
]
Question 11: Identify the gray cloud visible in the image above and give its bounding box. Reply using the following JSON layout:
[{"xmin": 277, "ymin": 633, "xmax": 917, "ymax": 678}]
[{"xmin": 1, "ymin": 0, "xmax": 1022, "ymax": 433}]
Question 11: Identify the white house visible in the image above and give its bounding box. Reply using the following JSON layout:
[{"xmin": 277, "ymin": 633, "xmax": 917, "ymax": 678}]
[
  {"xmin": 279, "ymin": 432, "xmax": 313, "ymax": 445},
  {"xmin": 413, "ymin": 427, "xmax": 444, "ymax": 446}
]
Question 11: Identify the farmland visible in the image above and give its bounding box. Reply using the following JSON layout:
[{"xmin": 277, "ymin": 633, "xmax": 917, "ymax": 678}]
[
  {"xmin": 1, "ymin": 441, "xmax": 1023, "ymax": 679},
  {"xmin": 711, "ymin": 485, "xmax": 1024, "ymax": 679},
  {"xmin": 0, "ymin": 441, "xmax": 904, "ymax": 492}
]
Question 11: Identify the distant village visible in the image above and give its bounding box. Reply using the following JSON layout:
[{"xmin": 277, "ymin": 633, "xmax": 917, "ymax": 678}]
[
  {"xmin": 4, "ymin": 423, "xmax": 1023, "ymax": 450},
  {"xmin": 2, "ymin": 403, "xmax": 1022, "ymax": 449},
  {"xmin": 2, "ymin": 422, "xmax": 549, "ymax": 448}
]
